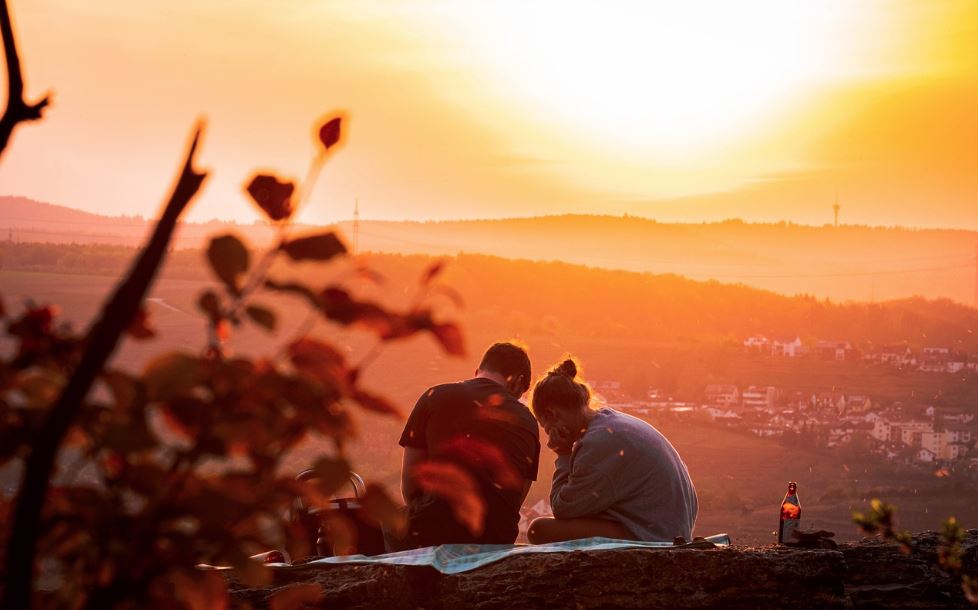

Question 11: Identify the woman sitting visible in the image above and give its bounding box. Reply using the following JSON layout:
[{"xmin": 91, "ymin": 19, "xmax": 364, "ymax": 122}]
[{"xmin": 528, "ymin": 357, "xmax": 698, "ymax": 544}]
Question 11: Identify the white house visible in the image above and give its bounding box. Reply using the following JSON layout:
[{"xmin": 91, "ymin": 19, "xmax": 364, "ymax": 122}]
[
  {"xmin": 742, "ymin": 386, "xmax": 779, "ymax": 410},
  {"xmin": 772, "ymin": 337, "xmax": 806, "ymax": 358}
]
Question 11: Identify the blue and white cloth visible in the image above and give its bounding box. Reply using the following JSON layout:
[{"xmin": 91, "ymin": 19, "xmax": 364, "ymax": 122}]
[{"xmin": 291, "ymin": 534, "xmax": 730, "ymax": 575}]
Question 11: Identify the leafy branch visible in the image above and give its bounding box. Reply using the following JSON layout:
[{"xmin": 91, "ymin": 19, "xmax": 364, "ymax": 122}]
[{"xmin": 853, "ymin": 499, "xmax": 977, "ymax": 605}]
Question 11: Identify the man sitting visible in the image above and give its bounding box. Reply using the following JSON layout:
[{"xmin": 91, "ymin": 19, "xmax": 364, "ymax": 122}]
[{"xmin": 399, "ymin": 342, "xmax": 540, "ymax": 547}]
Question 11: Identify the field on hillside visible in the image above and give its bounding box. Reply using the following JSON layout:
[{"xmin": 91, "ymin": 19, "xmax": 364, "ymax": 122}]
[{"xmin": 4, "ymin": 268, "xmax": 977, "ymax": 545}]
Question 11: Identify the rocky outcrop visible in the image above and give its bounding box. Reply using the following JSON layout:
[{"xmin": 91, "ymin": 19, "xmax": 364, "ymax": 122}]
[{"xmin": 229, "ymin": 531, "xmax": 978, "ymax": 609}]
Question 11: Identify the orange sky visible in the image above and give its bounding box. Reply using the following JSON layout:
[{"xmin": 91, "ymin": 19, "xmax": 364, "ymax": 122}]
[{"xmin": 1, "ymin": 1, "xmax": 976, "ymax": 228}]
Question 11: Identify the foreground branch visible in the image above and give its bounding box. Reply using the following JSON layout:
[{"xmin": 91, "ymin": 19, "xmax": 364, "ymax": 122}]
[
  {"xmin": 0, "ymin": 0, "xmax": 51, "ymax": 160},
  {"xmin": 1, "ymin": 124, "xmax": 208, "ymax": 610}
]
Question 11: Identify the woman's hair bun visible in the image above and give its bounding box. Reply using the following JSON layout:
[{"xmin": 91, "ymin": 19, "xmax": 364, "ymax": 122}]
[{"xmin": 556, "ymin": 358, "xmax": 577, "ymax": 378}]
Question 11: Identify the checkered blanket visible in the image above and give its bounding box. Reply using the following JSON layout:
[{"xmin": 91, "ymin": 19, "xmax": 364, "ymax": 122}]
[{"xmin": 292, "ymin": 534, "xmax": 731, "ymax": 575}]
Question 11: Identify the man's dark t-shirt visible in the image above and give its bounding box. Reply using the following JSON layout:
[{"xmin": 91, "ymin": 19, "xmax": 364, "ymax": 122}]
[{"xmin": 399, "ymin": 378, "xmax": 540, "ymax": 547}]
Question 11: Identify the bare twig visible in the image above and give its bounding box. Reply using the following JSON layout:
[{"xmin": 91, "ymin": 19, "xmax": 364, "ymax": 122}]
[
  {"xmin": 1, "ymin": 124, "xmax": 208, "ymax": 610},
  {"xmin": 0, "ymin": 0, "xmax": 51, "ymax": 160}
]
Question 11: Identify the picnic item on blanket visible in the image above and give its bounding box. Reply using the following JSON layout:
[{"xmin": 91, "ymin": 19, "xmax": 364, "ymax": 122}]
[
  {"xmin": 291, "ymin": 470, "xmax": 386, "ymax": 557},
  {"xmin": 279, "ymin": 533, "xmax": 732, "ymax": 575},
  {"xmin": 778, "ymin": 481, "xmax": 801, "ymax": 544}
]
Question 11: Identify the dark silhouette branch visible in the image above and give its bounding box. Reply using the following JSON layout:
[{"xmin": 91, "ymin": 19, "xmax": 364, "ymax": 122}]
[
  {"xmin": 0, "ymin": 0, "xmax": 51, "ymax": 160},
  {"xmin": 1, "ymin": 124, "xmax": 208, "ymax": 610}
]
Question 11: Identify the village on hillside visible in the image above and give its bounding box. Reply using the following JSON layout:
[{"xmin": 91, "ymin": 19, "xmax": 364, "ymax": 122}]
[{"xmin": 603, "ymin": 336, "xmax": 978, "ymax": 472}]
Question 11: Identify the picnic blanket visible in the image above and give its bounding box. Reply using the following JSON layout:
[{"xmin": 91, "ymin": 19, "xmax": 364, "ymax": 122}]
[{"xmin": 286, "ymin": 534, "xmax": 731, "ymax": 575}]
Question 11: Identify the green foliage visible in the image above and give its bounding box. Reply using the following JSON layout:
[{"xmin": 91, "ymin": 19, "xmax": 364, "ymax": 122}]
[
  {"xmin": 854, "ymin": 500, "xmax": 976, "ymax": 605},
  {"xmin": 852, "ymin": 498, "xmax": 914, "ymax": 552},
  {"xmin": 0, "ymin": 113, "xmax": 466, "ymax": 609}
]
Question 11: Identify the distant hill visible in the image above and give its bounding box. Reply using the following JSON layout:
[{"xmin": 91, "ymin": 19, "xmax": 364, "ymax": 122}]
[{"xmin": 3, "ymin": 196, "xmax": 976, "ymax": 303}]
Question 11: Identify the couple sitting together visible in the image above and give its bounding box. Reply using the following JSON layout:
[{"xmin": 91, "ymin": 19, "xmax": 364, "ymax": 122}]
[{"xmin": 398, "ymin": 341, "xmax": 698, "ymax": 548}]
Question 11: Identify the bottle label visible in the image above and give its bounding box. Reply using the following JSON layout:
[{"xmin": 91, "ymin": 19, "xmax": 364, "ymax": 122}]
[{"xmin": 780, "ymin": 518, "xmax": 800, "ymax": 543}]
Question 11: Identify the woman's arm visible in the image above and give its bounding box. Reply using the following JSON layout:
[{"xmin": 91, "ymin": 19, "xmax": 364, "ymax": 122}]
[{"xmin": 549, "ymin": 438, "xmax": 625, "ymax": 519}]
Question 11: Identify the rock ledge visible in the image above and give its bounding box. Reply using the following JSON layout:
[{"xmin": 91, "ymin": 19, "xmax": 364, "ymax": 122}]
[{"xmin": 230, "ymin": 531, "xmax": 978, "ymax": 609}]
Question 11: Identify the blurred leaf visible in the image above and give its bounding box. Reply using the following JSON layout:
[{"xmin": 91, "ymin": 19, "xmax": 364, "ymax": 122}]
[
  {"xmin": 246, "ymin": 174, "xmax": 295, "ymax": 222},
  {"xmin": 319, "ymin": 287, "xmax": 393, "ymax": 334},
  {"xmin": 127, "ymin": 305, "xmax": 156, "ymax": 340},
  {"xmin": 197, "ymin": 289, "xmax": 222, "ymax": 321},
  {"xmin": 430, "ymin": 285, "xmax": 465, "ymax": 308},
  {"xmin": 142, "ymin": 352, "xmax": 201, "ymax": 401},
  {"xmin": 431, "ymin": 323, "xmax": 465, "ymax": 356},
  {"xmin": 963, "ymin": 575, "xmax": 978, "ymax": 604},
  {"xmin": 321, "ymin": 511, "xmax": 357, "ymax": 557},
  {"xmin": 169, "ymin": 570, "xmax": 229, "ymax": 610},
  {"xmin": 351, "ymin": 387, "xmax": 402, "ymax": 419},
  {"xmin": 360, "ymin": 484, "xmax": 406, "ymax": 537},
  {"xmin": 245, "ymin": 304, "xmax": 277, "ymax": 332},
  {"xmin": 206, "ymin": 234, "xmax": 250, "ymax": 294},
  {"xmin": 280, "ymin": 232, "xmax": 347, "ymax": 262},
  {"xmin": 159, "ymin": 396, "xmax": 207, "ymax": 440},
  {"xmin": 15, "ymin": 370, "xmax": 63, "ymax": 408},
  {"xmin": 413, "ymin": 461, "xmax": 485, "ymax": 537},
  {"xmin": 355, "ymin": 265, "xmax": 386, "ymax": 285},
  {"xmin": 421, "ymin": 260, "xmax": 446, "ymax": 286},
  {"xmin": 270, "ymin": 583, "xmax": 324, "ymax": 610},
  {"xmin": 308, "ymin": 456, "xmax": 352, "ymax": 498},
  {"xmin": 317, "ymin": 115, "xmax": 344, "ymax": 151},
  {"xmin": 0, "ymin": 292, "xmax": 6, "ymax": 317},
  {"xmin": 288, "ymin": 338, "xmax": 348, "ymax": 388},
  {"xmin": 436, "ymin": 437, "xmax": 522, "ymax": 490},
  {"xmin": 264, "ymin": 279, "xmax": 321, "ymax": 309},
  {"xmin": 229, "ymin": 551, "xmax": 273, "ymax": 588}
]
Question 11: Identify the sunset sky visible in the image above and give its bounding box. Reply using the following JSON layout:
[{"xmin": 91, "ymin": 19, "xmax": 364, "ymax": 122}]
[{"xmin": 1, "ymin": 0, "xmax": 976, "ymax": 228}]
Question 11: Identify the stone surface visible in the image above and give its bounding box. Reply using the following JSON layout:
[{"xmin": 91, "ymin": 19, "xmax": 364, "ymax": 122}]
[{"xmin": 229, "ymin": 531, "xmax": 978, "ymax": 609}]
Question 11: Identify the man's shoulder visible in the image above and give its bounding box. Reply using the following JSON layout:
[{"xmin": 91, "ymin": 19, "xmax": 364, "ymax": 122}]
[{"xmin": 412, "ymin": 381, "xmax": 464, "ymax": 410}]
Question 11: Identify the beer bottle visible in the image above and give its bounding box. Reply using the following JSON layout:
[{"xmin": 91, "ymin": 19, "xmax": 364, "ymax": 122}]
[{"xmin": 778, "ymin": 481, "xmax": 801, "ymax": 544}]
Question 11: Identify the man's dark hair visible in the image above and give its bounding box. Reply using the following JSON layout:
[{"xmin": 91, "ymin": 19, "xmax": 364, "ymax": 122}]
[{"xmin": 478, "ymin": 342, "xmax": 531, "ymax": 394}]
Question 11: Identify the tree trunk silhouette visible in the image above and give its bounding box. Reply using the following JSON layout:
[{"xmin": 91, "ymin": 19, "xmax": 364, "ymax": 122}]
[
  {"xmin": 0, "ymin": 0, "xmax": 50, "ymax": 160},
  {"xmin": 0, "ymin": 126, "xmax": 208, "ymax": 610}
]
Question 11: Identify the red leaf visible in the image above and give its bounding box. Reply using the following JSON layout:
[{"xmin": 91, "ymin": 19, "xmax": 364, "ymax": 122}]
[
  {"xmin": 197, "ymin": 290, "xmax": 222, "ymax": 321},
  {"xmin": 413, "ymin": 461, "xmax": 485, "ymax": 536},
  {"xmin": 127, "ymin": 305, "xmax": 156, "ymax": 340},
  {"xmin": 351, "ymin": 388, "xmax": 403, "ymax": 419},
  {"xmin": 280, "ymin": 232, "xmax": 347, "ymax": 262},
  {"xmin": 142, "ymin": 352, "xmax": 202, "ymax": 401},
  {"xmin": 264, "ymin": 279, "xmax": 322, "ymax": 309},
  {"xmin": 320, "ymin": 287, "xmax": 392, "ymax": 333},
  {"xmin": 421, "ymin": 260, "xmax": 446, "ymax": 286},
  {"xmin": 246, "ymin": 174, "xmax": 295, "ymax": 221},
  {"xmin": 206, "ymin": 234, "xmax": 250, "ymax": 294},
  {"xmin": 431, "ymin": 323, "xmax": 465, "ymax": 356},
  {"xmin": 360, "ymin": 483, "xmax": 406, "ymax": 537},
  {"xmin": 168, "ymin": 571, "xmax": 229, "ymax": 610},
  {"xmin": 317, "ymin": 115, "xmax": 344, "ymax": 151},
  {"xmin": 245, "ymin": 304, "xmax": 277, "ymax": 331},
  {"xmin": 288, "ymin": 338, "xmax": 348, "ymax": 387},
  {"xmin": 436, "ymin": 436, "xmax": 522, "ymax": 490}
]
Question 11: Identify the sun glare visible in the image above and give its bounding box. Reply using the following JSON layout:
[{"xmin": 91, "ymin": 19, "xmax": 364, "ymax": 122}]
[{"xmin": 412, "ymin": 1, "xmax": 882, "ymax": 162}]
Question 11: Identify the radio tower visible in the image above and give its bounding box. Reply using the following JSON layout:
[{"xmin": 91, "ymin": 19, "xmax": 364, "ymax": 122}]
[
  {"xmin": 353, "ymin": 198, "xmax": 360, "ymax": 255},
  {"xmin": 832, "ymin": 195, "xmax": 840, "ymax": 228}
]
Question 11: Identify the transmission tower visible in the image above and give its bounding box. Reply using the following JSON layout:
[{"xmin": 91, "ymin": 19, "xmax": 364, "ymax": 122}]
[
  {"xmin": 353, "ymin": 198, "xmax": 360, "ymax": 255},
  {"xmin": 832, "ymin": 196, "xmax": 840, "ymax": 228}
]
